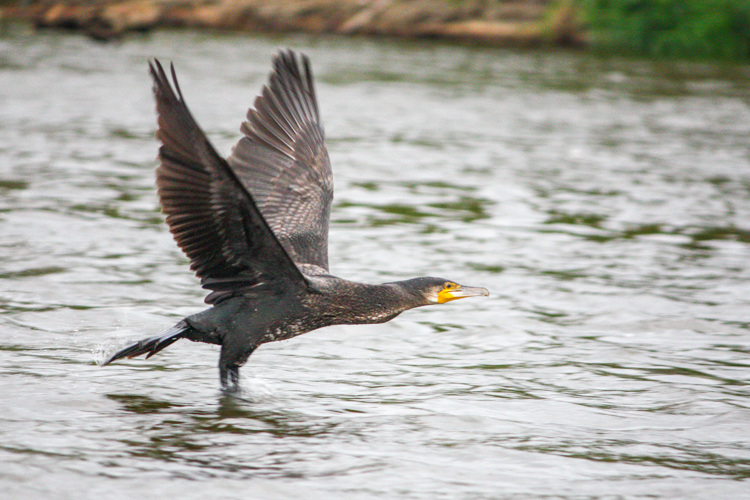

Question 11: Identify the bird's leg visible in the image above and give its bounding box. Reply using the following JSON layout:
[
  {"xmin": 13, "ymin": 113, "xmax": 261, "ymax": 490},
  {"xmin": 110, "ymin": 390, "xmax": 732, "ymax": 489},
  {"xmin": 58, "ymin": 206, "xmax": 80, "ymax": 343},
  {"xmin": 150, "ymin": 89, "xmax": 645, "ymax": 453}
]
[
  {"xmin": 220, "ymin": 364, "xmax": 241, "ymax": 392},
  {"xmin": 219, "ymin": 344, "xmax": 257, "ymax": 393}
]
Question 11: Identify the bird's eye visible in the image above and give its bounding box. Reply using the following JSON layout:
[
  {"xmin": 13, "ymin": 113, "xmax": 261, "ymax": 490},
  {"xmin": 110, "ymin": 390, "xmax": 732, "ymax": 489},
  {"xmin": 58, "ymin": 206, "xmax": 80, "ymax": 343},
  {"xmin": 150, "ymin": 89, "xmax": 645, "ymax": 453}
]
[{"xmin": 445, "ymin": 282, "xmax": 454, "ymax": 289}]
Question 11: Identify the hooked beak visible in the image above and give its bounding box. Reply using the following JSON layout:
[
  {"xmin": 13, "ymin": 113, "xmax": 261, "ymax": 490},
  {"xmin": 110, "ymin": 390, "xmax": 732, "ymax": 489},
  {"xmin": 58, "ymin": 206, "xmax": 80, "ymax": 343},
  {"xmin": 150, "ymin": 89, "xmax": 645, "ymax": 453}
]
[{"xmin": 437, "ymin": 285, "xmax": 490, "ymax": 304}]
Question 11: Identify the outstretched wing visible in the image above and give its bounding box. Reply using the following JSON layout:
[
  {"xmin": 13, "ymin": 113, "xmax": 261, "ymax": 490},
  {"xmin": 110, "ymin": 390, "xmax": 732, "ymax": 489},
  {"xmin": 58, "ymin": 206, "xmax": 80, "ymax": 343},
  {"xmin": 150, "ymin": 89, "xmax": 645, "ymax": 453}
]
[
  {"xmin": 150, "ymin": 59, "xmax": 307, "ymax": 303},
  {"xmin": 227, "ymin": 50, "xmax": 333, "ymax": 274}
]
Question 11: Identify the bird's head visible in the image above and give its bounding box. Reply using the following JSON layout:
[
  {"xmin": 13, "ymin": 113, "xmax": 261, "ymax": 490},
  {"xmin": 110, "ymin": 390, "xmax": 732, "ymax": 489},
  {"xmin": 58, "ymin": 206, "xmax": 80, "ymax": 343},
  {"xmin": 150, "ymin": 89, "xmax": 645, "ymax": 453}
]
[{"xmin": 397, "ymin": 277, "xmax": 489, "ymax": 306}]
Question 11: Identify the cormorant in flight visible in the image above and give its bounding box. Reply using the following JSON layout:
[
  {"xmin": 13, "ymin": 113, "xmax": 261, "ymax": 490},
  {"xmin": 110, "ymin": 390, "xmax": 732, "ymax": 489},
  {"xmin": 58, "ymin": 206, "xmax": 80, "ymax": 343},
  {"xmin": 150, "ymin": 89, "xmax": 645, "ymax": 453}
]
[{"xmin": 103, "ymin": 51, "xmax": 489, "ymax": 391}]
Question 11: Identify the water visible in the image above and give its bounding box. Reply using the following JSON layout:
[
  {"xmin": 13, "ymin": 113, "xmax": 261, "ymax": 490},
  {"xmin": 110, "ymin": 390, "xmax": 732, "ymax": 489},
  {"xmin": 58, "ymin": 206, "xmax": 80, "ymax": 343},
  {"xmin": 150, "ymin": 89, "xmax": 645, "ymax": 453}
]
[{"xmin": 1, "ymin": 23, "xmax": 750, "ymax": 499}]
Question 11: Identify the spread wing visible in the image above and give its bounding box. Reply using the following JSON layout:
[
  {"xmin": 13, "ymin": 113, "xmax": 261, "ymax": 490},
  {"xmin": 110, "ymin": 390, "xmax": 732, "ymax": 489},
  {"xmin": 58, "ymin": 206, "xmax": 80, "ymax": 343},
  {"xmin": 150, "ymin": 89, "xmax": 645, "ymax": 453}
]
[
  {"xmin": 150, "ymin": 59, "xmax": 308, "ymax": 304},
  {"xmin": 226, "ymin": 50, "xmax": 333, "ymax": 274}
]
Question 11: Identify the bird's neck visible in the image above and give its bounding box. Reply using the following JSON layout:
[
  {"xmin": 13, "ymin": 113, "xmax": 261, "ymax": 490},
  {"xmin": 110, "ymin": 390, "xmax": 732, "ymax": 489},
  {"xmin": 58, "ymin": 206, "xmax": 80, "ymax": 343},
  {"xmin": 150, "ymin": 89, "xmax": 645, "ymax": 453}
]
[{"xmin": 319, "ymin": 280, "xmax": 426, "ymax": 326}]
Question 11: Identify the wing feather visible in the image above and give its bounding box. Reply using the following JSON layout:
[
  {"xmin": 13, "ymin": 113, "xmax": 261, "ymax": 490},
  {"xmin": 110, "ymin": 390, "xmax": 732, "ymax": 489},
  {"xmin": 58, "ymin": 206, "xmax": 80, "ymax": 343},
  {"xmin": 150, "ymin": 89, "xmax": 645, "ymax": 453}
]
[
  {"xmin": 227, "ymin": 50, "xmax": 333, "ymax": 273},
  {"xmin": 149, "ymin": 59, "xmax": 307, "ymax": 302}
]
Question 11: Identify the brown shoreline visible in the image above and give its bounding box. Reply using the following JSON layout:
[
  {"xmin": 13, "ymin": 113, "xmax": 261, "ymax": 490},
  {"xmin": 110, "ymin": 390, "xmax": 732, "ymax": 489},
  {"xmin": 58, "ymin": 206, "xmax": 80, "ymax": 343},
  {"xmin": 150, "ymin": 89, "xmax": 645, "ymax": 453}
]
[{"xmin": 0, "ymin": 0, "xmax": 585, "ymax": 46}]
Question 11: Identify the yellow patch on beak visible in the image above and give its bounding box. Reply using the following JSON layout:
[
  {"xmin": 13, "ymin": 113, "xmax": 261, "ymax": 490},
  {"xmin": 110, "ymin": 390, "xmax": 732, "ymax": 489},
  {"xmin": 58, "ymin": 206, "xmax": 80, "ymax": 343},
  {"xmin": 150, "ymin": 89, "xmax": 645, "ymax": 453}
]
[{"xmin": 437, "ymin": 286, "xmax": 461, "ymax": 303}]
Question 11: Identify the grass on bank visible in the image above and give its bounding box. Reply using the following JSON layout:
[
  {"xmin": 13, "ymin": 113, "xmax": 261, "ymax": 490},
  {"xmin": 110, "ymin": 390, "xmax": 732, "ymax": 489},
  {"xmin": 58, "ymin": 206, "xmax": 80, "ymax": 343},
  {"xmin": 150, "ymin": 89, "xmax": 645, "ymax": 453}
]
[{"xmin": 579, "ymin": 0, "xmax": 750, "ymax": 60}]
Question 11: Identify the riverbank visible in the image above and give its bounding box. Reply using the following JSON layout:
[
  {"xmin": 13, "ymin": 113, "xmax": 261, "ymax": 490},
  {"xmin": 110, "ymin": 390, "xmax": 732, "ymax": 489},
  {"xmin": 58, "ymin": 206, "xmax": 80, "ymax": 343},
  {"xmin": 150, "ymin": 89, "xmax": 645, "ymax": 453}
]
[{"xmin": 0, "ymin": 0, "xmax": 583, "ymax": 46}]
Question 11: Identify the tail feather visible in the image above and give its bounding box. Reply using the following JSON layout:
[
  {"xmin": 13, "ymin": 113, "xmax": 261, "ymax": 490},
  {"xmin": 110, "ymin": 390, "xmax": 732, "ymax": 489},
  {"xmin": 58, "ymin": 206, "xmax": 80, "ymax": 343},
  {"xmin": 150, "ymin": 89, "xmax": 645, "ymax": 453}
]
[{"xmin": 102, "ymin": 321, "xmax": 189, "ymax": 366}]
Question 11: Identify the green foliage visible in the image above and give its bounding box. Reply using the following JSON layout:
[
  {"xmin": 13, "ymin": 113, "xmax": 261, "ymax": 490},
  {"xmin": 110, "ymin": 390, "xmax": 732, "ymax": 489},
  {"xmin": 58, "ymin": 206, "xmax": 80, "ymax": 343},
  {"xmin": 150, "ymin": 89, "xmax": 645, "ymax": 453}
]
[{"xmin": 582, "ymin": 0, "xmax": 750, "ymax": 59}]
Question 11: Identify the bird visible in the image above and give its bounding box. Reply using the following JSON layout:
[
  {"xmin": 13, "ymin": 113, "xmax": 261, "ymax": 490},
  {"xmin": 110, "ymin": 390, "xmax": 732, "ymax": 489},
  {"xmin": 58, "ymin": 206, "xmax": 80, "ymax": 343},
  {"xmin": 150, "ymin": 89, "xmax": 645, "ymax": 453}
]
[{"xmin": 102, "ymin": 50, "xmax": 489, "ymax": 392}]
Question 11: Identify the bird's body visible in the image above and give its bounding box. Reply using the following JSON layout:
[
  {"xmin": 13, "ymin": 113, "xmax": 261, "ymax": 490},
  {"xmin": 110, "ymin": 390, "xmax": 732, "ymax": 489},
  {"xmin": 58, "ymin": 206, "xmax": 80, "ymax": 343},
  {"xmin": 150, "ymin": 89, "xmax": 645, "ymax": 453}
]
[
  {"xmin": 189, "ymin": 278, "xmax": 418, "ymax": 349},
  {"xmin": 104, "ymin": 51, "xmax": 488, "ymax": 391}
]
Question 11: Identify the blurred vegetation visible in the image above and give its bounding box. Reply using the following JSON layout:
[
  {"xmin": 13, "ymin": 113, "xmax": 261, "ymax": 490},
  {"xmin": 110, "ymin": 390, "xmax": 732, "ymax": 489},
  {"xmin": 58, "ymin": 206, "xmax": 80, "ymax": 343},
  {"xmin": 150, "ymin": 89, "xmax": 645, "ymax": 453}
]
[
  {"xmin": 2, "ymin": 0, "xmax": 749, "ymax": 59},
  {"xmin": 580, "ymin": 0, "xmax": 750, "ymax": 60}
]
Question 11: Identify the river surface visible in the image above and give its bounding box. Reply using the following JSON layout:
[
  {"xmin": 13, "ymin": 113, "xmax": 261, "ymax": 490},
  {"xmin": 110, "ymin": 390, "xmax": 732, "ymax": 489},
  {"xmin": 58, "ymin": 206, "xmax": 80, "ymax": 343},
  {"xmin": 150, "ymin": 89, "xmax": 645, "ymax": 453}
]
[{"xmin": 1, "ymin": 23, "xmax": 750, "ymax": 499}]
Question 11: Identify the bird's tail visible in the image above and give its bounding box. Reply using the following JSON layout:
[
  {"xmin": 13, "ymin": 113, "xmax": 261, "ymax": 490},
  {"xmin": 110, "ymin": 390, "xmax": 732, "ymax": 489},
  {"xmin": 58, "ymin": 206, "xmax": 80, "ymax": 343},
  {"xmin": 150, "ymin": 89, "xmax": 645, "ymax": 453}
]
[{"xmin": 101, "ymin": 320, "xmax": 189, "ymax": 366}]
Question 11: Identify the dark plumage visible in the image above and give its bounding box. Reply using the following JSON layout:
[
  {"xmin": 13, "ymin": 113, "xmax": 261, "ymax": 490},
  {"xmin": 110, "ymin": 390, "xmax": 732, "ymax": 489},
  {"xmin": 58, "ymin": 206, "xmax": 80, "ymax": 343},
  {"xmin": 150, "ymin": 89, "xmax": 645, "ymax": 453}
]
[{"xmin": 103, "ymin": 51, "xmax": 489, "ymax": 391}]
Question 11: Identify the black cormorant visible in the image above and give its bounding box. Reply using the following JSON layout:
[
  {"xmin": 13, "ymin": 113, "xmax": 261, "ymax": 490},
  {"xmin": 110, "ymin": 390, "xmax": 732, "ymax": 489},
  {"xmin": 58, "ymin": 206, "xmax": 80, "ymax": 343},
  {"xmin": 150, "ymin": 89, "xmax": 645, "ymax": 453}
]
[{"xmin": 103, "ymin": 51, "xmax": 489, "ymax": 391}]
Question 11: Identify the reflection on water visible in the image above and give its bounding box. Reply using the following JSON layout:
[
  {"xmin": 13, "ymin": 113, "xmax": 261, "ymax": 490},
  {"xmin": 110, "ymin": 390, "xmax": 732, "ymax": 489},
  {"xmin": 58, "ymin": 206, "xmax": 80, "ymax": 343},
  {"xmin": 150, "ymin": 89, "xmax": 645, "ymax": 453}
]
[
  {"xmin": 338, "ymin": 191, "xmax": 491, "ymax": 227},
  {"xmin": 1, "ymin": 23, "xmax": 750, "ymax": 499}
]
